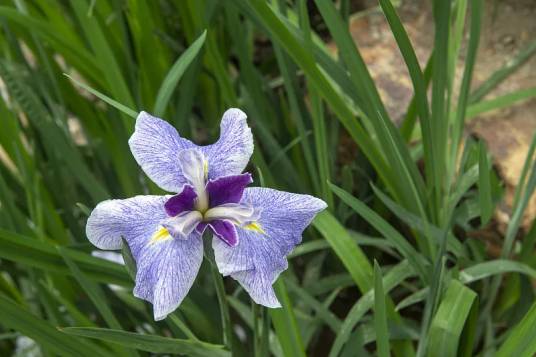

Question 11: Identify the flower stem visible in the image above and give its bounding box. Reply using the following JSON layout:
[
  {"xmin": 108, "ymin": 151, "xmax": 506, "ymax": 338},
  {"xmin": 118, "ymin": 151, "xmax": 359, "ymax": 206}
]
[{"xmin": 205, "ymin": 247, "xmax": 234, "ymax": 353}]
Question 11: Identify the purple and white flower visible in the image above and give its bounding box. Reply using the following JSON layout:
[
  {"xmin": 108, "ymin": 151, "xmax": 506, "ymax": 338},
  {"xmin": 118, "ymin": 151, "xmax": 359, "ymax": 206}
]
[{"xmin": 86, "ymin": 109, "xmax": 327, "ymax": 320}]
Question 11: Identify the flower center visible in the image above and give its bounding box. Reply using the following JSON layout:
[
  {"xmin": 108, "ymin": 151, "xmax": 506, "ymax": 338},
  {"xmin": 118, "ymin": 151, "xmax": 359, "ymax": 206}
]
[{"xmin": 153, "ymin": 149, "xmax": 263, "ymax": 246}]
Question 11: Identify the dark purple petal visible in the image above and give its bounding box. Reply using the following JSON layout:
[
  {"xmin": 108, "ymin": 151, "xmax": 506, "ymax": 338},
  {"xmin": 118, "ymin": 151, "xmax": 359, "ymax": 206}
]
[
  {"xmin": 164, "ymin": 185, "xmax": 197, "ymax": 217},
  {"xmin": 206, "ymin": 173, "xmax": 253, "ymax": 207},
  {"xmin": 209, "ymin": 220, "xmax": 239, "ymax": 247}
]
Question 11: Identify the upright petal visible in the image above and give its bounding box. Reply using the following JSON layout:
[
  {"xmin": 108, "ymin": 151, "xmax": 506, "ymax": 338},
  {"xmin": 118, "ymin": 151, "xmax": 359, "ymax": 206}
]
[
  {"xmin": 206, "ymin": 173, "xmax": 252, "ymax": 207},
  {"xmin": 203, "ymin": 108, "xmax": 253, "ymax": 179},
  {"xmin": 133, "ymin": 232, "xmax": 203, "ymax": 320},
  {"xmin": 164, "ymin": 185, "xmax": 197, "ymax": 217},
  {"xmin": 86, "ymin": 195, "xmax": 168, "ymax": 251},
  {"xmin": 212, "ymin": 188, "xmax": 327, "ymax": 307},
  {"xmin": 129, "ymin": 111, "xmax": 196, "ymax": 192}
]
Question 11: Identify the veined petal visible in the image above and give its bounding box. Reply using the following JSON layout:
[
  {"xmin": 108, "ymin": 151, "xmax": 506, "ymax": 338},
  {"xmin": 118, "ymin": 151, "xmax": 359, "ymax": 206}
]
[
  {"xmin": 208, "ymin": 220, "xmax": 238, "ymax": 247},
  {"xmin": 202, "ymin": 108, "xmax": 253, "ymax": 179},
  {"xmin": 164, "ymin": 185, "xmax": 197, "ymax": 217},
  {"xmin": 212, "ymin": 188, "xmax": 327, "ymax": 307},
  {"xmin": 206, "ymin": 173, "xmax": 252, "ymax": 207},
  {"xmin": 129, "ymin": 111, "xmax": 196, "ymax": 192},
  {"xmin": 204, "ymin": 203, "xmax": 258, "ymax": 225},
  {"xmin": 86, "ymin": 195, "xmax": 168, "ymax": 252},
  {"xmin": 161, "ymin": 211, "xmax": 203, "ymax": 239},
  {"xmin": 134, "ymin": 232, "xmax": 203, "ymax": 320},
  {"xmin": 178, "ymin": 149, "xmax": 209, "ymax": 211}
]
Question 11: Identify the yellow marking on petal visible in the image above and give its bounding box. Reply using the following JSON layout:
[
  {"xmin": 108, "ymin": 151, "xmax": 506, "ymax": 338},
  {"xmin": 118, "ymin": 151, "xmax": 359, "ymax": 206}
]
[
  {"xmin": 203, "ymin": 160, "xmax": 209, "ymax": 180},
  {"xmin": 243, "ymin": 222, "xmax": 266, "ymax": 235},
  {"xmin": 150, "ymin": 227, "xmax": 171, "ymax": 244}
]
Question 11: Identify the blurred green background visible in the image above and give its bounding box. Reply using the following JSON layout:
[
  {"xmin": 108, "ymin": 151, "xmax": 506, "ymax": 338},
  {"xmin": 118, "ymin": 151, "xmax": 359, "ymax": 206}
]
[{"xmin": 0, "ymin": 0, "xmax": 535, "ymax": 356}]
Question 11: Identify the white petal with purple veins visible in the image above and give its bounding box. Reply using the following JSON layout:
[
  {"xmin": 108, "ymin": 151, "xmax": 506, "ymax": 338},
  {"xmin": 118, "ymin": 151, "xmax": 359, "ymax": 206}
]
[
  {"xmin": 133, "ymin": 232, "xmax": 203, "ymax": 320},
  {"xmin": 212, "ymin": 188, "xmax": 327, "ymax": 307},
  {"xmin": 86, "ymin": 195, "xmax": 168, "ymax": 252},
  {"xmin": 202, "ymin": 108, "xmax": 253, "ymax": 179},
  {"xmin": 129, "ymin": 111, "xmax": 196, "ymax": 192}
]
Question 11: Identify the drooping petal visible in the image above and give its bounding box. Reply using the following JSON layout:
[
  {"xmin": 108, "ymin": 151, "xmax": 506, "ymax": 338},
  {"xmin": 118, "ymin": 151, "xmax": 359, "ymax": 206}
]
[
  {"xmin": 212, "ymin": 188, "xmax": 327, "ymax": 307},
  {"xmin": 86, "ymin": 195, "xmax": 168, "ymax": 251},
  {"xmin": 128, "ymin": 111, "xmax": 195, "ymax": 192},
  {"xmin": 164, "ymin": 185, "xmax": 197, "ymax": 217},
  {"xmin": 208, "ymin": 220, "xmax": 239, "ymax": 247},
  {"xmin": 206, "ymin": 173, "xmax": 252, "ymax": 207},
  {"xmin": 202, "ymin": 108, "xmax": 253, "ymax": 179},
  {"xmin": 133, "ymin": 232, "xmax": 203, "ymax": 320},
  {"xmin": 161, "ymin": 211, "xmax": 203, "ymax": 239}
]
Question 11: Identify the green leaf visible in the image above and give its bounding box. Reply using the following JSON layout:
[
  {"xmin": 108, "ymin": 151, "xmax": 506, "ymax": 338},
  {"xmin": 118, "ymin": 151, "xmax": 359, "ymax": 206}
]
[
  {"xmin": 459, "ymin": 260, "xmax": 536, "ymax": 284},
  {"xmin": 329, "ymin": 183, "xmax": 428, "ymax": 281},
  {"xmin": 329, "ymin": 261, "xmax": 415, "ymax": 357},
  {"xmin": 373, "ymin": 261, "xmax": 391, "ymax": 357},
  {"xmin": 64, "ymin": 74, "xmax": 138, "ymax": 118},
  {"xmin": 153, "ymin": 30, "xmax": 207, "ymax": 117},
  {"xmin": 0, "ymin": 294, "xmax": 111, "ymax": 357},
  {"xmin": 121, "ymin": 238, "xmax": 137, "ymax": 281},
  {"xmin": 60, "ymin": 327, "xmax": 230, "ymax": 357},
  {"xmin": 0, "ymin": 229, "xmax": 130, "ymax": 286},
  {"xmin": 478, "ymin": 141, "xmax": 493, "ymax": 224},
  {"xmin": 467, "ymin": 86, "xmax": 536, "ymax": 119},
  {"xmin": 426, "ymin": 280, "xmax": 478, "ymax": 357},
  {"xmin": 59, "ymin": 248, "xmax": 124, "ymax": 330},
  {"xmin": 496, "ymin": 300, "xmax": 536, "ymax": 357},
  {"xmin": 269, "ymin": 279, "xmax": 307, "ymax": 357},
  {"xmin": 313, "ymin": 210, "xmax": 373, "ymax": 292}
]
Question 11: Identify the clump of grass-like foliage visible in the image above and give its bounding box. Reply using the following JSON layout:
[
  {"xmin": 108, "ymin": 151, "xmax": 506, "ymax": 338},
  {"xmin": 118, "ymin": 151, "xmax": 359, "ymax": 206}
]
[{"xmin": 0, "ymin": 1, "xmax": 535, "ymax": 356}]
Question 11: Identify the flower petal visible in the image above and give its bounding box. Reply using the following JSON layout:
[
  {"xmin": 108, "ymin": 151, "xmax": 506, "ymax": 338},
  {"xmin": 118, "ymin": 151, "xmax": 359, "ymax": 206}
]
[
  {"xmin": 206, "ymin": 173, "xmax": 252, "ymax": 207},
  {"xmin": 86, "ymin": 195, "xmax": 168, "ymax": 251},
  {"xmin": 164, "ymin": 185, "xmax": 197, "ymax": 217},
  {"xmin": 212, "ymin": 188, "xmax": 327, "ymax": 307},
  {"xmin": 133, "ymin": 232, "xmax": 203, "ymax": 320},
  {"xmin": 209, "ymin": 220, "xmax": 239, "ymax": 247},
  {"xmin": 129, "ymin": 111, "xmax": 196, "ymax": 192},
  {"xmin": 202, "ymin": 108, "xmax": 253, "ymax": 179},
  {"xmin": 204, "ymin": 203, "xmax": 259, "ymax": 225},
  {"xmin": 162, "ymin": 211, "xmax": 203, "ymax": 239}
]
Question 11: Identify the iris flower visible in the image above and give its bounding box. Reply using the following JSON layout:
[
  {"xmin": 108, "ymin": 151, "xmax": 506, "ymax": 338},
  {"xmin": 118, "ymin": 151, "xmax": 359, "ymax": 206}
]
[{"xmin": 86, "ymin": 109, "xmax": 326, "ymax": 320}]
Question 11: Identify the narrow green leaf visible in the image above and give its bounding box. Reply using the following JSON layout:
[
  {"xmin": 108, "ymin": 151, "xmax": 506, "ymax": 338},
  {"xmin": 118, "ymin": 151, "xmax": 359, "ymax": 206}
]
[
  {"xmin": 313, "ymin": 210, "xmax": 373, "ymax": 292},
  {"xmin": 330, "ymin": 261, "xmax": 415, "ymax": 357},
  {"xmin": 426, "ymin": 280, "xmax": 477, "ymax": 357},
  {"xmin": 0, "ymin": 294, "xmax": 111, "ymax": 357},
  {"xmin": 470, "ymin": 39, "xmax": 536, "ymax": 103},
  {"xmin": 153, "ymin": 30, "xmax": 207, "ymax": 117},
  {"xmin": 59, "ymin": 248, "xmax": 123, "ymax": 330},
  {"xmin": 0, "ymin": 229, "xmax": 130, "ymax": 286},
  {"xmin": 467, "ymin": 86, "xmax": 536, "ymax": 118},
  {"xmin": 496, "ymin": 300, "xmax": 536, "ymax": 357},
  {"xmin": 329, "ymin": 183, "xmax": 428, "ymax": 281},
  {"xmin": 64, "ymin": 74, "xmax": 138, "ymax": 118},
  {"xmin": 60, "ymin": 327, "xmax": 230, "ymax": 357},
  {"xmin": 270, "ymin": 279, "xmax": 307, "ymax": 357},
  {"xmin": 478, "ymin": 141, "xmax": 493, "ymax": 224},
  {"xmin": 459, "ymin": 260, "xmax": 536, "ymax": 284},
  {"xmin": 373, "ymin": 261, "xmax": 391, "ymax": 357}
]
